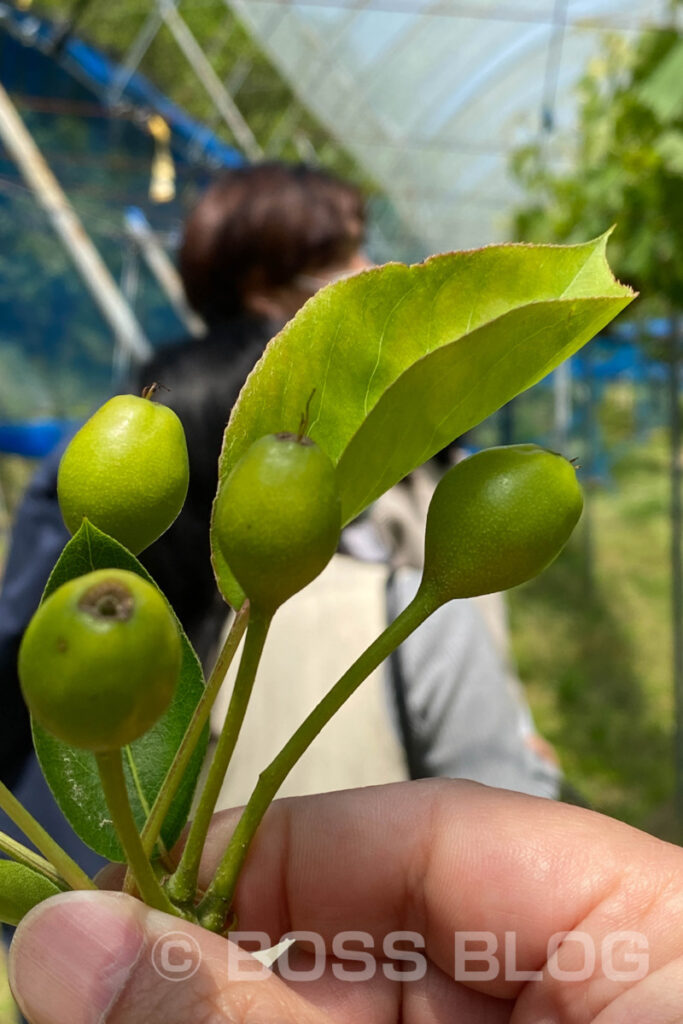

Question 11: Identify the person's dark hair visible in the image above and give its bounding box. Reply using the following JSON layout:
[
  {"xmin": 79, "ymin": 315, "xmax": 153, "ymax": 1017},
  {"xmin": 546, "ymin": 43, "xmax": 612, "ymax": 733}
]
[{"xmin": 180, "ymin": 162, "xmax": 365, "ymax": 322}]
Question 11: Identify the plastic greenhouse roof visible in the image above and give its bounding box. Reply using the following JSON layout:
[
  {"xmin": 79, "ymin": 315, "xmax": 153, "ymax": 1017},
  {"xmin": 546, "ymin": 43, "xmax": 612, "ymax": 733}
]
[{"xmin": 229, "ymin": 0, "xmax": 677, "ymax": 255}]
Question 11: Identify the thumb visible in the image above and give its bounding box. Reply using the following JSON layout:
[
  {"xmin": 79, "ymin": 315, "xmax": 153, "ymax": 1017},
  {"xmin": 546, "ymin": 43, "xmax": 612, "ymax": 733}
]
[{"xmin": 8, "ymin": 890, "xmax": 325, "ymax": 1024}]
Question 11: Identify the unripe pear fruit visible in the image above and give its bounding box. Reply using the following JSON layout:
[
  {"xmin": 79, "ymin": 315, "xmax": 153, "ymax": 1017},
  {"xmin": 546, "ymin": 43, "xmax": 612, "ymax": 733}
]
[
  {"xmin": 421, "ymin": 444, "xmax": 583, "ymax": 603},
  {"xmin": 0, "ymin": 863, "xmax": 61, "ymax": 927},
  {"xmin": 57, "ymin": 392, "xmax": 189, "ymax": 555},
  {"xmin": 19, "ymin": 568, "xmax": 182, "ymax": 751},
  {"xmin": 213, "ymin": 433, "xmax": 342, "ymax": 613}
]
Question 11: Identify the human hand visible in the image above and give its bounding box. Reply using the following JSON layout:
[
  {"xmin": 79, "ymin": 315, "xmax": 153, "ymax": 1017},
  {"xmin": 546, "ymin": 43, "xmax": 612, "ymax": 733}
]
[{"xmin": 8, "ymin": 780, "xmax": 683, "ymax": 1023}]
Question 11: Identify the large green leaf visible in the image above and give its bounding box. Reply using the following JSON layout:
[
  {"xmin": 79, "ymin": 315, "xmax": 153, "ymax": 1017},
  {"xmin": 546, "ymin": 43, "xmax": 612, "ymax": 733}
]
[
  {"xmin": 211, "ymin": 235, "xmax": 635, "ymax": 605},
  {"xmin": 0, "ymin": 861, "xmax": 61, "ymax": 926},
  {"xmin": 32, "ymin": 521, "xmax": 207, "ymax": 862}
]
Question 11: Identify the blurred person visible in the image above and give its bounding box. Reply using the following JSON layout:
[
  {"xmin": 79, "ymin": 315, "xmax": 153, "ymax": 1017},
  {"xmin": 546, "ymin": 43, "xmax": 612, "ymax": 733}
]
[
  {"xmin": 134, "ymin": 161, "xmax": 370, "ymax": 665},
  {"xmin": 0, "ymin": 162, "xmax": 559, "ymax": 881}
]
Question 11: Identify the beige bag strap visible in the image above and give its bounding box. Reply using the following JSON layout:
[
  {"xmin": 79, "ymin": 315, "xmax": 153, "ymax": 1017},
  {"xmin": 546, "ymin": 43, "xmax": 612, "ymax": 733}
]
[{"xmin": 212, "ymin": 554, "xmax": 408, "ymax": 813}]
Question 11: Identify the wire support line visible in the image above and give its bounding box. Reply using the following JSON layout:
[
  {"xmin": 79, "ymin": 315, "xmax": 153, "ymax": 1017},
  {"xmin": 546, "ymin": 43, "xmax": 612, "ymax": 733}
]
[
  {"xmin": 4, "ymin": 93, "xmax": 129, "ymax": 120},
  {"xmin": 0, "ymin": 177, "xmax": 176, "ymax": 216},
  {"xmin": 157, "ymin": 0, "xmax": 263, "ymax": 160},
  {"xmin": 0, "ymin": 180, "xmax": 182, "ymax": 244},
  {"xmin": 108, "ymin": 6, "xmax": 165, "ymax": 105}
]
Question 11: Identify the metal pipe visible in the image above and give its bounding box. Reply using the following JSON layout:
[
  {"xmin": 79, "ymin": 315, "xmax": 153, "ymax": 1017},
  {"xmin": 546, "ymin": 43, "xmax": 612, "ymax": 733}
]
[
  {"xmin": 124, "ymin": 207, "xmax": 206, "ymax": 338},
  {"xmin": 158, "ymin": 0, "xmax": 262, "ymax": 161}
]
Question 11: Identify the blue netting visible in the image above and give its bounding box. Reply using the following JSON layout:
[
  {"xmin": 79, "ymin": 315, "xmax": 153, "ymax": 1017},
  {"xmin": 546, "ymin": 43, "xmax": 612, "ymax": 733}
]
[{"xmin": 0, "ymin": 5, "xmax": 244, "ymax": 426}]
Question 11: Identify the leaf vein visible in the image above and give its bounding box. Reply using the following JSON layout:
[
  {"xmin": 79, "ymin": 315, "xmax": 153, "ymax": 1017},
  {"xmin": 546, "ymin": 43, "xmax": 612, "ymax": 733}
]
[
  {"xmin": 307, "ymin": 319, "xmax": 343, "ymax": 439},
  {"xmin": 84, "ymin": 522, "xmax": 95, "ymax": 571},
  {"xmin": 362, "ymin": 284, "xmax": 420, "ymax": 417},
  {"xmin": 558, "ymin": 246, "xmax": 595, "ymax": 298}
]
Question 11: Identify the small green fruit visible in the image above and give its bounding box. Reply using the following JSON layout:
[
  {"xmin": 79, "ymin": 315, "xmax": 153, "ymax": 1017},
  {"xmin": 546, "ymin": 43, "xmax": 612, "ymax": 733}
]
[
  {"xmin": 0, "ymin": 862, "xmax": 61, "ymax": 927},
  {"xmin": 213, "ymin": 433, "xmax": 342, "ymax": 613},
  {"xmin": 421, "ymin": 444, "xmax": 583, "ymax": 602},
  {"xmin": 57, "ymin": 393, "xmax": 189, "ymax": 555},
  {"xmin": 19, "ymin": 568, "xmax": 182, "ymax": 751}
]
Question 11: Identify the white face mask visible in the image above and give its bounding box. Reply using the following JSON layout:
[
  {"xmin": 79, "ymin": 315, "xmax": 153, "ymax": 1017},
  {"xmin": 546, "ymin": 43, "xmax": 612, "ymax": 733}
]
[
  {"xmin": 294, "ymin": 257, "xmax": 375, "ymax": 294},
  {"xmin": 244, "ymin": 254, "xmax": 374, "ymax": 319},
  {"xmin": 293, "ymin": 269, "xmax": 358, "ymax": 292}
]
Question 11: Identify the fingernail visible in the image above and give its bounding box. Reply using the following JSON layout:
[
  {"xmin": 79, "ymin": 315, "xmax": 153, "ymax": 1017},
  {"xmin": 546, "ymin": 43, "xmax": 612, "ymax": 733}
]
[{"xmin": 9, "ymin": 891, "xmax": 144, "ymax": 1024}]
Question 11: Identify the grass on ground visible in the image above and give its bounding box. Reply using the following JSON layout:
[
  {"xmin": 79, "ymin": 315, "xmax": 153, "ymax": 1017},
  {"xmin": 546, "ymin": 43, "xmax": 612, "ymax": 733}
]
[{"xmin": 509, "ymin": 432, "xmax": 677, "ymax": 838}]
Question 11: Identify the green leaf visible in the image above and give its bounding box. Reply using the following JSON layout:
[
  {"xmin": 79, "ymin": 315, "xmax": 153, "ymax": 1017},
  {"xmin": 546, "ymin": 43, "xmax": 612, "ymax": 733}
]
[
  {"xmin": 32, "ymin": 521, "xmax": 207, "ymax": 862},
  {"xmin": 0, "ymin": 861, "xmax": 61, "ymax": 926},
  {"xmin": 211, "ymin": 235, "xmax": 635, "ymax": 604}
]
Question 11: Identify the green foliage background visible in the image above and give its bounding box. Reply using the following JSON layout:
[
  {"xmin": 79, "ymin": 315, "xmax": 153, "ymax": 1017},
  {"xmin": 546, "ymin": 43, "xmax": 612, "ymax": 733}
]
[
  {"xmin": 510, "ymin": 436, "xmax": 674, "ymax": 834},
  {"xmin": 510, "ymin": 13, "xmax": 683, "ymax": 834},
  {"xmin": 511, "ymin": 21, "xmax": 683, "ymax": 312}
]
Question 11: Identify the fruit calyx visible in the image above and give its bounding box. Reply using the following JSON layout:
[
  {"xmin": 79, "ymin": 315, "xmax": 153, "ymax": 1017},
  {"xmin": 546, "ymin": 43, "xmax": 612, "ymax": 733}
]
[
  {"xmin": 275, "ymin": 431, "xmax": 314, "ymax": 446},
  {"xmin": 78, "ymin": 579, "xmax": 134, "ymax": 622}
]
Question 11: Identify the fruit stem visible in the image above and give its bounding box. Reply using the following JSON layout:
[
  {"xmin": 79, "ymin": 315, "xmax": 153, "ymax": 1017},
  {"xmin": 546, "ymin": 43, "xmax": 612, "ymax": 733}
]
[
  {"xmin": 196, "ymin": 587, "xmax": 437, "ymax": 930},
  {"xmin": 124, "ymin": 601, "xmax": 250, "ymax": 895},
  {"xmin": 95, "ymin": 750, "xmax": 178, "ymax": 915},
  {"xmin": 297, "ymin": 388, "xmax": 316, "ymax": 441},
  {"xmin": 166, "ymin": 608, "xmax": 272, "ymax": 908},
  {"xmin": 0, "ymin": 829, "xmax": 70, "ymax": 890},
  {"xmin": 0, "ymin": 780, "xmax": 96, "ymax": 891}
]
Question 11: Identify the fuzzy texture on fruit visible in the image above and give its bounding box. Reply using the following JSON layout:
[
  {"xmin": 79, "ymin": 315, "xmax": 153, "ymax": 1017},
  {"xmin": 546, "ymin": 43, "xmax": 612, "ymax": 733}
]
[
  {"xmin": 213, "ymin": 433, "xmax": 342, "ymax": 613},
  {"xmin": 19, "ymin": 569, "xmax": 182, "ymax": 751},
  {"xmin": 421, "ymin": 444, "xmax": 583, "ymax": 603},
  {"xmin": 57, "ymin": 395, "xmax": 189, "ymax": 555}
]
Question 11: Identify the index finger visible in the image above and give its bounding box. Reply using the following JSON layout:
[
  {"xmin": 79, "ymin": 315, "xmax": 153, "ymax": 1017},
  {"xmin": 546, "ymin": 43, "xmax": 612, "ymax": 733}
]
[{"xmin": 197, "ymin": 780, "xmax": 682, "ymax": 1000}]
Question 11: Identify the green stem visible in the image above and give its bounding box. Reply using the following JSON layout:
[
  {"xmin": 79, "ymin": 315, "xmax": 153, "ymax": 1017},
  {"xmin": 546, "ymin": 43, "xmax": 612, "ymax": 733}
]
[
  {"xmin": 196, "ymin": 587, "xmax": 436, "ymax": 931},
  {"xmin": 123, "ymin": 602, "xmax": 250, "ymax": 895},
  {"xmin": 167, "ymin": 608, "xmax": 272, "ymax": 907},
  {"xmin": 96, "ymin": 750, "xmax": 177, "ymax": 914},
  {"xmin": 0, "ymin": 830, "xmax": 69, "ymax": 890},
  {"xmin": 0, "ymin": 780, "xmax": 95, "ymax": 891}
]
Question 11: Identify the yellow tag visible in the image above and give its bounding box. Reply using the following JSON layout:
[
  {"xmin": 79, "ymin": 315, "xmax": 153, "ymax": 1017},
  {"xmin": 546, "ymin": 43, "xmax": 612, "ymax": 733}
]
[
  {"xmin": 148, "ymin": 115, "xmax": 171, "ymax": 144},
  {"xmin": 147, "ymin": 116, "xmax": 175, "ymax": 203}
]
